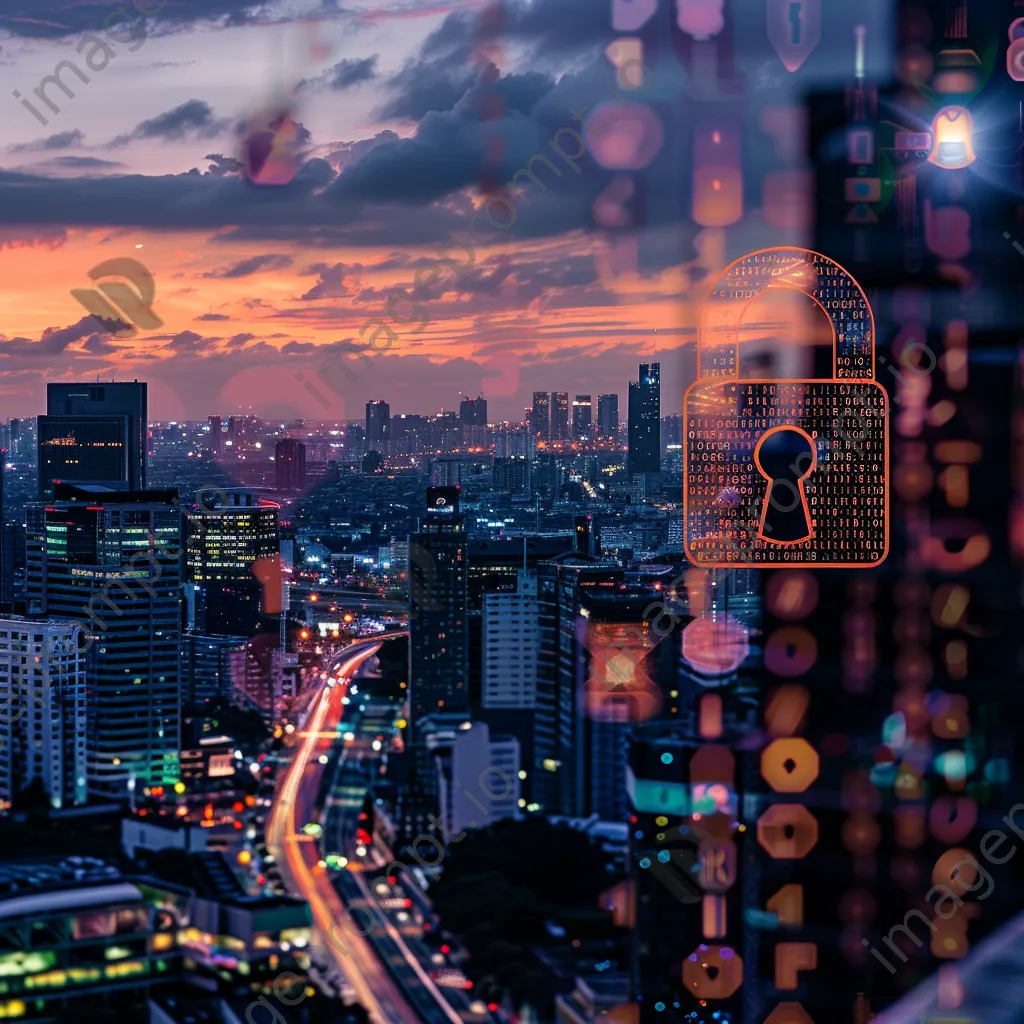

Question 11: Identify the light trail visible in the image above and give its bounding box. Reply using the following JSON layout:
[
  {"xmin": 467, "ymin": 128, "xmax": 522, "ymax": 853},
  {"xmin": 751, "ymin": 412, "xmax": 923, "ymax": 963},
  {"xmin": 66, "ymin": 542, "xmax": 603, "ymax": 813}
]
[{"xmin": 266, "ymin": 638, "xmax": 423, "ymax": 1024}]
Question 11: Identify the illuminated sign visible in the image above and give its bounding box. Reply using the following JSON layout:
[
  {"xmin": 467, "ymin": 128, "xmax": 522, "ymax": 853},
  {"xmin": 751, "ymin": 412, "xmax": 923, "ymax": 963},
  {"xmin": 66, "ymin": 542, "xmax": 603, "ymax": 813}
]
[
  {"xmin": 426, "ymin": 486, "xmax": 459, "ymax": 516},
  {"xmin": 70, "ymin": 569, "xmax": 149, "ymax": 579}
]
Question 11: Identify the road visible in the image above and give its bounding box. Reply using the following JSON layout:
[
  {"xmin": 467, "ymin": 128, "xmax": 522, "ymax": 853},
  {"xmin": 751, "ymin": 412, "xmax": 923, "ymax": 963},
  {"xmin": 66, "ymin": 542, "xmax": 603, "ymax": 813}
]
[
  {"xmin": 322, "ymin": 661, "xmax": 494, "ymax": 1024},
  {"xmin": 265, "ymin": 634, "xmax": 423, "ymax": 1024}
]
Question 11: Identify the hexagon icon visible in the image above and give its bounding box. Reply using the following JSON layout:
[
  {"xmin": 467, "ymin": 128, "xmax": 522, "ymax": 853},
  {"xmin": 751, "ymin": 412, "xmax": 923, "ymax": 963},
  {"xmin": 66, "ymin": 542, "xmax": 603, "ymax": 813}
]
[
  {"xmin": 761, "ymin": 738, "xmax": 820, "ymax": 793},
  {"xmin": 682, "ymin": 945, "xmax": 743, "ymax": 1000},
  {"xmin": 757, "ymin": 804, "xmax": 819, "ymax": 859}
]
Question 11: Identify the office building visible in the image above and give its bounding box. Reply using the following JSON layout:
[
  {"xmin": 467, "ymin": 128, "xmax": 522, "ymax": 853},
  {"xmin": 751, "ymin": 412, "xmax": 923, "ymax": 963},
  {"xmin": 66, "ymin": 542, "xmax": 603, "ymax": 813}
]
[
  {"xmin": 180, "ymin": 632, "xmax": 248, "ymax": 704},
  {"xmin": 366, "ymin": 399, "xmax": 390, "ymax": 450},
  {"xmin": 0, "ymin": 617, "xmax": 86, "ymax": 810},
  {"xmin": 390, "ymin": 413, "xmax": 429, "ymax": 456},
  {"xmin": 628, "ymin": 362, "xmax": 661, "ymax": 477},
  {"xmin": 597, "ymin": 393, "xmax": 619, "ymax": 437},
  {"xmin": 460, "ymin": 396, "xmax": 487, "ymax": 447},
  {"xmin": 572, "ymin": 395, "xmax": 592, "ymax": 441},
  {"xmin": 436, "ymin": 722, "xmax": 521, "ymax": 836},
  {"xmin": 26, "ymin": 484, "xmax": 181, "ymax": 797},
  {"xmin": 483, "ymin": 570, "xmax": 539, "ymax": 709},
  {"xmin": 274, "ymin": 439, "xmax": 306, "ymax": 493},
  {"xmin": 459, "ymin": 396, "xmax": 487, "ymax": 426},
  {"xmin": 492, "ymin": 455, "xmax": 531, "ymax": 496},
  {"xmin": 531, "ymin": 391, "xmax": 551, "ymax": 442},
  {"xmin": 0, "ymin": 861, "xmax": 169, "ymax": 1018},
  {"xmin": 185, "ymin": 490, "xmax": 279, "ymax": 636},
  {"xmin": 207, "ymin": 415, "xmax": 222, "ymax": 456},
  {"xmin": 551, "ymin": 392, "xmax": 570, "ymax": 441},
  {"xmin": 38, "ymin": 381, "xmax": 147, "ymax": 500},
  {"xmin": 409, "ymin": 487, "xmax": 469, "ymax": 738}
]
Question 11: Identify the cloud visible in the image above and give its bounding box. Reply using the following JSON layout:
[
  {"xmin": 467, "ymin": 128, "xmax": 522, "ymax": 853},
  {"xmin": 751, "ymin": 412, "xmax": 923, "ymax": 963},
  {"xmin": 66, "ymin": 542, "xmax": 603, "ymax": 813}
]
[
  {"xmin": 0, "ymin": 315, "xmax": 123, "ymax": 358},
  {"xmin": 299, "ymin": 262, "xmax": 351, "ymax": 300},
  {"xmin": 204, "ymin": 254, "xmax": 294, "ymax": 279},
  {"xmin": 196, "ymin": 313, "xmax": 230, "ymax": 321},
  {"xmin": 299, "ymin": 55, "xmax": 379, "ymax": 92},
  {"xmin": 110, "ymin": 100, "xmax": 229, "ymax": 148},
  {"xmin": 0, "ymin": 226, "xmax": 67, "ymax": 250},
  {"xmin": 9, "ymin": 129, "xmax": 84, "ymax": 153}
]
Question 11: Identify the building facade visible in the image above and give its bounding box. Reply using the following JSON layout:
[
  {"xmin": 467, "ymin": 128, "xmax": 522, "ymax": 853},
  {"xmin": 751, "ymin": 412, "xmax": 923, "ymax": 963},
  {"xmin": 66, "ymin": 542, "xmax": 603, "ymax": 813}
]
[
  {"xmin": 38, "ymin": 381, "xmax": 147, "ymax": 499},
  {"xmin": 627, "ymin": 362, "xmax": 661, "ymax": 478},
  {"xmin": 482, "ymin": 570, "xmax": 539, "ymax": 709},
  {"xmin": 0, "ymin": 618, "xmax": 86, "ymax": 810},
  {"xmin": 26, "ymin": 485, "xmax": 182, "ymax": 797}
]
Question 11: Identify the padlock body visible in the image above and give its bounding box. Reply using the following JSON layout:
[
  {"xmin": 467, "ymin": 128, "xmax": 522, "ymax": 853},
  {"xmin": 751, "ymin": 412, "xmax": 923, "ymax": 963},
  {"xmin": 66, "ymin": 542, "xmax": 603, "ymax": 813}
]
[{"xmin": 684, "ymin": 378, "xmax": 888, "ymax": 567}]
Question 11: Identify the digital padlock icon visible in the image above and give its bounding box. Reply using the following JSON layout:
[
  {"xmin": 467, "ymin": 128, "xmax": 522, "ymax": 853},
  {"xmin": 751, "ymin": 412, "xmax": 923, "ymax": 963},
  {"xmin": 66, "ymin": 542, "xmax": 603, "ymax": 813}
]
[{"xmin": 683, "ymin": 247, "xmax": 889, "ymax": 567}]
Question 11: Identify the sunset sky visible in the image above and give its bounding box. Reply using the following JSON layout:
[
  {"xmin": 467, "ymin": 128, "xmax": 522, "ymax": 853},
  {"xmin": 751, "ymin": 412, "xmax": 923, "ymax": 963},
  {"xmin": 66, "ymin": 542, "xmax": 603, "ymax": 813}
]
[{"xmin": 0, "ymin": 0, "xmax": 891, "ymax": 421}]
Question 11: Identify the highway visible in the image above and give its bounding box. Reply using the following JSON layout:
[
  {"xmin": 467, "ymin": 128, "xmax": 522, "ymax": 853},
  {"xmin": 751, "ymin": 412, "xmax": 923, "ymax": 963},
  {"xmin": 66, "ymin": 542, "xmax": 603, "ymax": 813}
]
[{"xmin": 265, "ymin": 634, "xmax": 424, "ymax": 1024}]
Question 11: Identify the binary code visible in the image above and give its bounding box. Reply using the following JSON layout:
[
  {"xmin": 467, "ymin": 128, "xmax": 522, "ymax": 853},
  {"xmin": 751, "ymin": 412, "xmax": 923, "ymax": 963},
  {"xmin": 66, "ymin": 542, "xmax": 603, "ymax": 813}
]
[{"xmin": 685, "ymin": 380, "xmax": 888, "ymax": 565}]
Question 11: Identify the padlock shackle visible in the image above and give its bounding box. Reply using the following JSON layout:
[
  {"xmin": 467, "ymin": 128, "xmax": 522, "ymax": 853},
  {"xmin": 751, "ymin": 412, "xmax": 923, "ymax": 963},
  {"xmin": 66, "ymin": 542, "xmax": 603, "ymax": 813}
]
[{"xmin": 697, "ymin": 247, "xmax": 875, "ymax": 381}]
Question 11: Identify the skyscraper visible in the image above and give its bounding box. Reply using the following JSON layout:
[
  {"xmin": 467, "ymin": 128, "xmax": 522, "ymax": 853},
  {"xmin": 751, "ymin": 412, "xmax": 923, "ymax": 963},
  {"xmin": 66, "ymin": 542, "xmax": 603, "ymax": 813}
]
[
  {"xmin": 459, "ymin": 396, "xmax": 487, "ymax": 426},
  {"xmin": 366, "ymin": 400, "xmax": 391, "ymax": 450},
  {"xmin": 597, "ymin": 393, "xmax": 619, "ymax": 437},
  {"xmin": 531, "ymin": 392, "xmax": 551, "ymax": 442},
  {"xmin": 38, "ymin": 381, "xmax": 148, "ymax": 500},
  {"xmin": 551, "ymin": 392, "xmax": 569, "ymax": 441},
  {"xmin": 274, "ymin": 439, "xmax": 306, "ymax": 493},
  {"xmin": 27, "ymin": 484, "xmax": 181, "ymax": 797},
  {"xmin": 628, "ymin": 362, "xmax": 661, "ymax": 477},
  {"xmin": 571, "ymin": 395, "xmax": 592, "ymax": 441},
  {"xmin": 0, "ymin": 617, "xmax": 86, "ymax": 809},
  {"xmin": 208, "ymin": 415, "xmax": 222, "ymax": 456},
  {"xmin": 409, "ymin": 487, "xmax": 469, "ymax": 738},
  {"xmin": 185, "ymin": 489, "xmax": 280, "ymax": 636}
]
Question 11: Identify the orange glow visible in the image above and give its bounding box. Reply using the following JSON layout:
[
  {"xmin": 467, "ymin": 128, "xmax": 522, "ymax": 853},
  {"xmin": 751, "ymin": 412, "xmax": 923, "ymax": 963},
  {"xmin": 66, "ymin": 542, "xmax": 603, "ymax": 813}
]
[
  {"xmin": 237, "ymin": 850, "xmax": 252, "ymax": 866},
  {"xmin": 300, "ymin": 630, "xmax": 309, "ymax": 640},
  {"xmin": 929, "ymin": 106, "xmax": 976, "ymax": 170}
]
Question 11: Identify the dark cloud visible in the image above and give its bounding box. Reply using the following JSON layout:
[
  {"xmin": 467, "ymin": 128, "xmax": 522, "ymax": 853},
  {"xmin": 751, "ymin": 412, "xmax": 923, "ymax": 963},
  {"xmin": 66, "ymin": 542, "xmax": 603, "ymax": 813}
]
[
  {"xmin": 0, "ymin": 316, "xmax": 122, "ymax": 357},
  {"xmin": 110, "ymin": 100, "xmax": 229, "ymax": 148},
  {"xmin": 203, "ymin": 153, "xmax": 244, "ymax": 177},
  {"xmin": 299, "ymin": 54, "xmax": 379, "ymax": 92},
  {"xmin": 204, "ymin": 254, "xmax": 294, "ymax": 279},
  {"xmin": 196, "ymin": 313, "xmax": 230, "ymax": 321},
  {"xmin": 9, "ymin": 129, "xmax": 85, "ymax": 153},
  {"xmin": 300, "ymin": 263, "xmax": 350, "ymax": 300},
  {"xmin": 29, "ymin": 156, "xmax": 124, "ymax": 172},
  {"xmin": 0, "ymin": 227, "xmax": 67, "ymax": 250}
]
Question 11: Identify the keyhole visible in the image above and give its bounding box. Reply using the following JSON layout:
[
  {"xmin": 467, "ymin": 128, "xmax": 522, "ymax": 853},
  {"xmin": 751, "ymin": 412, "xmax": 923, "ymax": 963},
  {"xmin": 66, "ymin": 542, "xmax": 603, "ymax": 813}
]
[{"xmin": 754, "ymin": 426, "xmax": 816, "ymax": 544}]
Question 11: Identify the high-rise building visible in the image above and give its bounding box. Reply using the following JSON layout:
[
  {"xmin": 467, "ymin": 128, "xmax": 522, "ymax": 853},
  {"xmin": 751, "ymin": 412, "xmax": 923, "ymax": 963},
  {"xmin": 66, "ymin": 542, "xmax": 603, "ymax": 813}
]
[
  {"xmin": 492, "ymin": 456, "xmax": 531, "ymax": 496},
  {"xmin": 366, "ymin": 400, "xmax": 391, "ymax": 449},
  {"xmin": 274, "ymin": 439, "xmax": 306, "ymax": 493},
  {"xmin": 459, "ymin": 396, "xmax": 487, "ymax": 426},
  {"xmin": 572, "ymin": 395, "xmax": 593, "ymax": 441},
  {"xmin": 180, "ymin": 632, "xmax": 248, "ymax": 705},
  {"xmin": 483, "ymin": 570, "xmax": 539, "ymax": 709},
  {"xmin": 597, "ymin": 393, "xmax": 619, "ymax": 437},
  {"xmin": 535, "ymin": 557, "xmax": 624, "ymax": 815},
  {"xmin": 628, "ymin": 362, "xmax": 661, "ymax": 477},
  {"xmin": 26, "ymin": 484, "xmax": 181, "ymax": 797},
  {"xmin": 38, "ymin": 381, "xmax": 147, "ymax": 500},
  {"xmin": 437, "ymin": 722, "xmax": 521, "ymax": 835},
  {"xmin": 208, "ymin": 415, "xmax": 222, "ymax": 456},
  {"xmin": 531, "ymin": 392, "xmax": 551, "ymax": 442},
  {"xmin": 551, "ymin": 392, "xmax": 569, "ymax": 441},
  {"xmin": 0, "ymin": 617, "xmax": 86, "ymax": 810},
  {"xmin": 184, "ymin": 489, "xmax": 279, "ymax": 636},
  {"xmin": 409, "ymin": 487, "xmax": 468, "ymax": 738}
]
